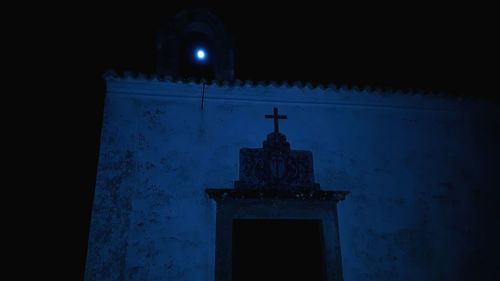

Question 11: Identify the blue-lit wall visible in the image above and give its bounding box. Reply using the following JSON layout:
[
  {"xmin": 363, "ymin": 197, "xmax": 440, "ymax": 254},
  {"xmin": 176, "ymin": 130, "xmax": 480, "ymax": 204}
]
[{"xmin": 85, "ymin": 74, "xmax": 500, "ymax": 281}]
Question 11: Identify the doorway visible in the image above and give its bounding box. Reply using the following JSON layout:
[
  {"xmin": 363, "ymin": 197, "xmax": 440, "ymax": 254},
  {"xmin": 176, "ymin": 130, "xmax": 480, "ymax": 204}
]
[{"xmin": 232, "ymin": 219, "xmax": 325, "ymax": 281}]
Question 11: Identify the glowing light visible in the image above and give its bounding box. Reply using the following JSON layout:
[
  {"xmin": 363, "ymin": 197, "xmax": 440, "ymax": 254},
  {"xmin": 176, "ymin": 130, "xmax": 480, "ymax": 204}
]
[{"xmin": 196, "ymin": 49, "xmax": 206, "ymax": 60}]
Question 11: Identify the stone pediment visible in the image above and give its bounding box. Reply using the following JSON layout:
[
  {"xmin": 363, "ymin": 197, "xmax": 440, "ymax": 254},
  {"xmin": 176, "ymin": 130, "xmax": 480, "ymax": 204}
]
[
  {"xmin": 207, "ymin": 107, "xmax": 348, "ymax": 202},
  {"xmin": 233, "ymin": 107, "xmax": 319, "ymax": 190},
  {"xmin": 234, "ymin": 132, "xmax": 319, "ymax": 190}
]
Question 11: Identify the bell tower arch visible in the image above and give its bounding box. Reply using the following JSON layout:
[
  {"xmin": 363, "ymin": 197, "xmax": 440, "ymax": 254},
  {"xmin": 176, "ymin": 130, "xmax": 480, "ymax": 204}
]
[{"xmin": 156, "ymin": 8, "xmax": 234, "ymax": 81}]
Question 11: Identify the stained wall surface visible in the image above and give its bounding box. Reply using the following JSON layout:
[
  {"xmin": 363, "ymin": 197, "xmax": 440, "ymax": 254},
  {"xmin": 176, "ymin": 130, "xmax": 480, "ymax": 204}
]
[{"xmin": 85, "ymin": 75, "xmax": 500, "ymax": 281}]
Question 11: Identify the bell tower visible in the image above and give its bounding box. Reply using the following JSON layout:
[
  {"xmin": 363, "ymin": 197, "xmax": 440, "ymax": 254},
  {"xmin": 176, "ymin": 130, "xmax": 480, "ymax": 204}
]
[{"xmin": 156, "ymin": 8, "xmax": 234, "ymax": 81}]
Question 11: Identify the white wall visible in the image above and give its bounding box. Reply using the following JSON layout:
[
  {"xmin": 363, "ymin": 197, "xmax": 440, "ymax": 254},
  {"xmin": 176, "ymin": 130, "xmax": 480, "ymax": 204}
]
[{"xmin": 85, "ymin": 75, "xmax": 500, "ymax": 281}]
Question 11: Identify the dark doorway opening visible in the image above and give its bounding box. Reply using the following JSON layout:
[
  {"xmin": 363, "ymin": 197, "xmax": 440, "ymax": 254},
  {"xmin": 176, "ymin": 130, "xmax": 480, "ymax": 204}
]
[{"xmin": 232, "ymin": 219, "xmax": 325, "ymax": 281}]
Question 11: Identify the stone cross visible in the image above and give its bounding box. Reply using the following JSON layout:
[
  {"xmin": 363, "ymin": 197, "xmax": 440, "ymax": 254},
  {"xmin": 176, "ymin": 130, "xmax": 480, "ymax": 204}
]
[{"xmin": 265, "ymin": 107, "xmax": 287, "ymax": 133}]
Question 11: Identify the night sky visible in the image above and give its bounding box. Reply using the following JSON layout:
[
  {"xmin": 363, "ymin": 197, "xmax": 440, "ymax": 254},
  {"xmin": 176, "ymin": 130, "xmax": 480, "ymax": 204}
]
[{"xmin": 41, "ymin": 2, "xmax": 495, "ymax": 280}]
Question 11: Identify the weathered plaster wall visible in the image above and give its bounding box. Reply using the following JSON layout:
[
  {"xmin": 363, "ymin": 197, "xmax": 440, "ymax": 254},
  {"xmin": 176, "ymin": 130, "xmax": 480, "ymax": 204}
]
[{"xmin": 85, "ymin": 75, "xmax": 500, "ymax": 281}]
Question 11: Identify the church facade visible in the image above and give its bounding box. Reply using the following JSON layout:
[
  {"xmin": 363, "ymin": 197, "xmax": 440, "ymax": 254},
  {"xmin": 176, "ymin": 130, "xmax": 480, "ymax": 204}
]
[
  {"xmin": 85, "ymin": 72, "xmax": 499, "ymax": 280},
  {"xmin": 85, "ymin": 7, "xmax": 499, "ymax": 281}
]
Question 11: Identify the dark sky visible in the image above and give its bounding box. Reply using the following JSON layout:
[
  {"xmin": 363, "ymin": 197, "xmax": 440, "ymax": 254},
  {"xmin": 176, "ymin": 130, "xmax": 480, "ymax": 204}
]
[
  {"xmin": 41, "ymin": 2, "xmax": 494, "ymax": 280},
  {"xmin": 89, "ymin": 2, "xmax": 492, "ymax": 94}
]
